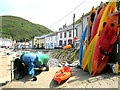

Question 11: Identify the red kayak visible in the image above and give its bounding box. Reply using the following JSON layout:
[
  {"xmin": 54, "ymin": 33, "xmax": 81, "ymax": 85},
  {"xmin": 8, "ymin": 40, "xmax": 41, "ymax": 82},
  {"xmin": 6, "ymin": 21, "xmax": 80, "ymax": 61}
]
[
  {"xmin": 54, "ymin": 66, "xmax": 72, "ymax": 84},
  {"xmin": 92, "ymin": 13, "xmax": 118, "ymax": 76},
  {"xmin": 90, "ymin": 4, "xmax": 107, "ymax": 41}
]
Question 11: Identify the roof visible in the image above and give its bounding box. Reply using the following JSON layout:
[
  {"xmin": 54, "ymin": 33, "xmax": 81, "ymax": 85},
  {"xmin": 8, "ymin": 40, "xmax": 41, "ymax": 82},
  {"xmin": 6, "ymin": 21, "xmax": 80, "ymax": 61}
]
[
  {"xmin": 0, "ymin": 38, "xmax": 12, "ymax": 41},
  {"xmin": 59, "ymin": 23, "xmax": 82, "ymax": 32},
  {"xmin": 35, "ymin": 34, "xmax": 51, "ymax": 39},
  {"xmin": 35, "ymin": 32, "xmax": 57, "ymax": 39}
]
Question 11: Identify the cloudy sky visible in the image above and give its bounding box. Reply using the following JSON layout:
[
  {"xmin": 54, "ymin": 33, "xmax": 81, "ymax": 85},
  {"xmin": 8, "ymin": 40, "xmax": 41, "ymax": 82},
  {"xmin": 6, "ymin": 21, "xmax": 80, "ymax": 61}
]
[{"xmin": 0, "ymin": 0, "xmax": 109, "ymax": 31}]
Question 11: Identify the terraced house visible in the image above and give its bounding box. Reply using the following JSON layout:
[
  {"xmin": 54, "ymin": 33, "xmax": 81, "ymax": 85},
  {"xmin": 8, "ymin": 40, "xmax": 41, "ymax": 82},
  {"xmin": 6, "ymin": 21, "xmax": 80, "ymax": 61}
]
[
  {"xmin": 0, "ymin": 38, "xmax": 16, "ymax": 48},
  {"xmin": 33, "ymin": 14, "xmax": 88, "ymax": 49}
]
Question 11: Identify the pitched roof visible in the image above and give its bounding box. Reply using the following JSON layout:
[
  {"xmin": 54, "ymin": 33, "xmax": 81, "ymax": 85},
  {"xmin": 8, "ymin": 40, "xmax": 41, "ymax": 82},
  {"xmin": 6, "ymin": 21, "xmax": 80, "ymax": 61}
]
[
  {"xmin": 59, "ymin": 23, "xmax": 82, "ymax": 32},
  {"xmin": 35, "ymin": 34, "xmax": 50, "ymax": 39}
]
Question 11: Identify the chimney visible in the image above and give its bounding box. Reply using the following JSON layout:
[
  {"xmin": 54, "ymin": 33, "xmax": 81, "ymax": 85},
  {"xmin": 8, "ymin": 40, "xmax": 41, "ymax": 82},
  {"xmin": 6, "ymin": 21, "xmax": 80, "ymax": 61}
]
[{"xmin": 63, "ymin": 23, "xmax": 67, "ymax": 28}]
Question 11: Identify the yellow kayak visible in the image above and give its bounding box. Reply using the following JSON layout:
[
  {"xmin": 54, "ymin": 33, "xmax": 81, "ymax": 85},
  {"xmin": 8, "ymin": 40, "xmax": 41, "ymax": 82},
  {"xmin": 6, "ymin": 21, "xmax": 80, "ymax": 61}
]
[{"xmin": 82, "ymin": 0, "xmax": 116, "ymax": 71}]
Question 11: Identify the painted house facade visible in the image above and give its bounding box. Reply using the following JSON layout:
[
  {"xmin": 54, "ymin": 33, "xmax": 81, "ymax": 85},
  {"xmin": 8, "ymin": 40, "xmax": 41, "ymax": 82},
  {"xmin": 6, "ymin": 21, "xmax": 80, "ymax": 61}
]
[
  {"xmin": 57, "ymin": 23, "xmax": 82, "ymax": 47},
  {"xmin": 0, "ymin": 38, "xmax": 14, "ymax": 48},
  {"xmin": 33, "ymin": 34, "xmax": 50, "ymax": 49},
  {"xmin": 45, "ymin": 33, "xmax": 57, "ymax": 49},
  {"xmin": 32, "ymin": 15, "xmax": 88, "ymax": 49}
]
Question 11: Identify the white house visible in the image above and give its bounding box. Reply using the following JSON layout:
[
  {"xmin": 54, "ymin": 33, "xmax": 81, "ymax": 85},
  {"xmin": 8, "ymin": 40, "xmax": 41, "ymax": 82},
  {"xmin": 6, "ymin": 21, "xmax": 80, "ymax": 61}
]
[
  {"xmin": 0, "ymin": 38, "xmax": 14, "ymax": 48},
  {"xmin": 45, "ymin": 33, "xmax": 57, "ymax": 49},
  {"xmin": 56, "ymin": 23, "xmax": 82, "ymax": 47},
  {"xmin": 56, "ymin": 15, "xmax": 88, "ymax": 47}
]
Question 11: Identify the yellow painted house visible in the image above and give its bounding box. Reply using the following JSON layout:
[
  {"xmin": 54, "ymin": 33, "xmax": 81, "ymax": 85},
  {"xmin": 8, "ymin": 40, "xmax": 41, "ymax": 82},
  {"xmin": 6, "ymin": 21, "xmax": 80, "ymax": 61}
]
[{"xmin": 33, "ymin": 34, "xmax": 50, "ymax": 49}]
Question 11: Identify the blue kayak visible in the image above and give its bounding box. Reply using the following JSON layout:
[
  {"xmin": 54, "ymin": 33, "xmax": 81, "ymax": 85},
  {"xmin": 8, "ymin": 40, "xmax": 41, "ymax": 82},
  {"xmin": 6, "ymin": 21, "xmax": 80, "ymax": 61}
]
[{"xmin": 79, "ymin": 24, "xmax": 88, "ymax": 67}]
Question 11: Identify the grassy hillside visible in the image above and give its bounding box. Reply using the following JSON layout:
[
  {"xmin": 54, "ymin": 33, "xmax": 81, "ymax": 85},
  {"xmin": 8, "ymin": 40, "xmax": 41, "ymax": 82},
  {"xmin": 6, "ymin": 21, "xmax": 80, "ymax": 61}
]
[{"xmin": 0, "ymin": 16, "xmax": 53, "ymax": 41}]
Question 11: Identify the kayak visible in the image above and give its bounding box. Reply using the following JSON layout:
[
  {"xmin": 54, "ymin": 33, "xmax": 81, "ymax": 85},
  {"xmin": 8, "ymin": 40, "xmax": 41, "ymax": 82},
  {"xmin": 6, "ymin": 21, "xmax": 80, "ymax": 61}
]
[
  {"xmin": 81, "ymin": 7, "xmax": 96, "ymax": 70},
  {"xmin": 90, "ymin": 4, "xmax": 107, "ymax": 41},
  {"xmin": 79, "ymin": 24, "xmax": 88, "ymax": 66},
  {"xmin": 82, "ymin": 35, "xmax": 96, "ymax": 70},
  {"xmin": 82, "ymin": 0, "xmax": 116, "ymax": 72},
  {"xmin": 63, "ymin": 45, "xmax": 72, "ymax": 49},
  {"xmin": 87, "ymin": 7, "xmax": 96, "ymax": 46},
  {"xmin": 92, "ymin": 13, "xmax": 118, "ymax": 76},
  {"xmin": 54, "ymin": 66, "xmax": 72, "ymax": 84},
  {"xmin": 87, "ymin": 3, "xmax": 107, "ymax": 74},
  {"xmin": 92, "ymin": 0, "xmax": 117, "ymax": 76}
]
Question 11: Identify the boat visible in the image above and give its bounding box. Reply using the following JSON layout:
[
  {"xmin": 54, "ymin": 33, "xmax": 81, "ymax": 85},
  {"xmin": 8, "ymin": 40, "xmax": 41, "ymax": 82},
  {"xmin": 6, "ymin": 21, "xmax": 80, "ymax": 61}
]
[
  {"xmin": 54, "ymin": 66, "xmax": 72, "ymax": 84},
  {"xmin": 90, "ymin": 3, "xmax": 107, "ymax": 41},
  {"xmin": 92, "ymin": 12, "xmax": 118, "ymax": 76},
  {"xmin": 87, "ymin": 3, "xmax": 107, "ymax": 74},
  {"xmin": 87, "ymin": 7, "xmax": 96, "ymax": 46},
  {"xmin": 79, "ymin": 24, "xmax": 88, "ymax": 66},
  {"xmin": 92, "ymin": 0, "xmax": 117, "ymax": 76},
  {"xmin": 82, "ymin": 0, "xmax": 116, "ymax": 72},
  {"xmin": 63, "ymin": 45, "xmax": 72, "ymax": 49},
  {"xmin": 81, "ymin": 7, "xmax": 96, "ymax": 70}
]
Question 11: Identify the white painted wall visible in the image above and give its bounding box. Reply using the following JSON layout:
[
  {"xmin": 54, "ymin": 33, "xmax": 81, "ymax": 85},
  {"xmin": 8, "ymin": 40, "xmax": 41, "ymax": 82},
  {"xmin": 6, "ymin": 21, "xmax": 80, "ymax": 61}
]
[
  {"xmin": 45, "ymin": 34, "xmax": 57, "ymax": 49},
  {"xmin": 0, "ymin": 38, "xmax": 13, "ymax": 48},
  {"xmin": 57, "ymin": 23, "xmax": 83, "ymax": 47}
]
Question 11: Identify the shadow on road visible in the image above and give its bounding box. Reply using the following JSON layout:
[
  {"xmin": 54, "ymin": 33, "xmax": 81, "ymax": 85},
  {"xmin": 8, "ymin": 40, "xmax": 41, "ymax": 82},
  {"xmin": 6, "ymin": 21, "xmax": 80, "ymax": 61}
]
[
  {"xmin": 49, "ymin": 78, "xmax": 69, "ymax": 88},
  {"xmin": 67, "ymin": 67, "xmax": 117, "ymax": 84},
  {"xmin": 13, "ymin": 70, "xmax": 42, "ymax": 83}
]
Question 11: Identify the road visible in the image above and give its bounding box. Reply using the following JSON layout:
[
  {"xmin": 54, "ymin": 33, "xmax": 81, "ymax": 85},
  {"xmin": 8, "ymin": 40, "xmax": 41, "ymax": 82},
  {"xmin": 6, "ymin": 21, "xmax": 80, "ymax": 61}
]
[{"xmin": 0, "ymin": 49, "xmax": 119, "ymax": 88}]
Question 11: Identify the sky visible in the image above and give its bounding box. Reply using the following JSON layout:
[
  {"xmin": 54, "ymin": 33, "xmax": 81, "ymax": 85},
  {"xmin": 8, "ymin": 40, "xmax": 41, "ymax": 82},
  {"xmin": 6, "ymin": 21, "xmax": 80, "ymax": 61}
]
[{"xmin": 0, "ymin": 0, "xmax": 109, "ymax": 32}]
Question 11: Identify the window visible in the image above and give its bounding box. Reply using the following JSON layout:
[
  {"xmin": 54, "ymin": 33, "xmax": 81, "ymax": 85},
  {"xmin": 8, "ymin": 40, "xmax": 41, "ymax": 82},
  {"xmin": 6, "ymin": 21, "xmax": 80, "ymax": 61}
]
[
  {"xmin": 76, "ymin": 28, "xmax": 78, "ymax": 37},
  {"xmin": 64, "ymin": 41, "xmax": 66, "ymax": 46},
  {"xmin": 60, "ymin": 33, "xmax": 62, "ymax": 38},
  {"xmin": 59, "ymin": 40, "xmax": 62, "ymax": 46},
  {"xmin": 68, "ymin": 39, "xmax": 72, "ymax": 45},
  {"xmin": 69, "ymin": 31, "xmax": 72, "ymax": 37},
  {"xmin": 64, "ymin": 32, "xmax": 67, "ymax": 38}
]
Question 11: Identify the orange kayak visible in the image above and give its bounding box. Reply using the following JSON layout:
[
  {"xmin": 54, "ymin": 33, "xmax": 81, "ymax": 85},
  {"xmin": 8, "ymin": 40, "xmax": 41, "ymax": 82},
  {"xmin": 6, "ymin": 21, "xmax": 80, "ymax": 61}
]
[
  {"xmin": 63, "ymin": 45, "xmax": 72, "ymax": 49},
  {"xmin": 54, "ymin": 66, "xmax": 72, "ymax": 84}
]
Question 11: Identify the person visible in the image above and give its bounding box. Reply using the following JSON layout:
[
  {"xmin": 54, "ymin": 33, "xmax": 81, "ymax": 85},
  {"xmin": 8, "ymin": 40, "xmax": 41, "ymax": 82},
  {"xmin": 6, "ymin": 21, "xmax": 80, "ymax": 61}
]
[
  {"xmin": 20, "ymin": 52, "xmax": 50, "ymax": 81},
  {"xmin": 4, "ymin": 50, "xmax": 10, "ymax": 55}
]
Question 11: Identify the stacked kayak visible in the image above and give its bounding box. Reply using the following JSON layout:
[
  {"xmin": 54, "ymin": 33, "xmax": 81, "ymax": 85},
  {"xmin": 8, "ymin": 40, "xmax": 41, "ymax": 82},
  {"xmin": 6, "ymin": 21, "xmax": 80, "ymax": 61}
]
[
  {"xmin": 79, "ymin": 0, "xmax": 119, "ymax": 76},
  {"xmin": 92, "ymin": 13, "xmax": 118, "ymax": 76},
  {"xmin": 79, "ymin": 24, "xmax": 88, "ymax": 66},
  {"xmin": 54, "ymin": 66, "xmax": 72, "ymax": 84},
  {"xmin": 81, "ymin": 7, "xmax": 96, "ymax": 70}
]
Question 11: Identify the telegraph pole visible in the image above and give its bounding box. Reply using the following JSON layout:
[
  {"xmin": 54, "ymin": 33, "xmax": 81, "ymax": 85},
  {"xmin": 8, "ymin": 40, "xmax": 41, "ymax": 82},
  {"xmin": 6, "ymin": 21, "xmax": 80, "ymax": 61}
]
[
  {"xmin": 82, "ymin": 13, "xmax": 84, "ymax": 33},
  {"xmin": 73, "ymin": 14, "xmax": 75, "ymax": 48}
]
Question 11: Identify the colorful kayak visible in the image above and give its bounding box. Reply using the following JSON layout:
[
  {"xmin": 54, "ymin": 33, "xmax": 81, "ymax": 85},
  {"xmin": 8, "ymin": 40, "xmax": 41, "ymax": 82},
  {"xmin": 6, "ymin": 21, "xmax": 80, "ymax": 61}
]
[
  {"xmin": 82, "ymin": 0, "xmax": 116, "ymax": 72},
  {"xmin": 88, "ymin": 3, "xmax": 107, "ymax": 74},
  {"xmin": 63, "ymin": 45, "xmax": 72, "ymax": 49},
  {"xmin": 87, "ymin": 7, "xmax": 96, "ymax": 46},
  {"xmin": 92, "ymin": 0, "xmax": 117, "ymax": 76},
  {"xmin": 92, "ymin": 13, "xmax": 118, "ymax": 76},
  {"xmin": 54, "ymin": 66, "xmax": 72, "ymax": 84},
  {"xmin": 81, "ymin": 7, "xmax": 96, "ymax": 70},
  {"xmin": 82, "ymin": 35, "xmax": 96, "ymax": 70},
  {"xmin": 90, "ymin": 4, "xmax": 107, "ymax": 41},
  {"xmin": 79, "ymin": 24, "xmax": 88, "ymax": 66}
]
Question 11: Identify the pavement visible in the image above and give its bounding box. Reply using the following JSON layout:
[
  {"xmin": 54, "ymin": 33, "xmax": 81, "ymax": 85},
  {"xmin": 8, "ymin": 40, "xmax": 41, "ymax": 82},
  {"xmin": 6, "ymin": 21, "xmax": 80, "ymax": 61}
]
[{"xmin": 1, "ymin": 67, "xmax": 119, "ymax": 88}]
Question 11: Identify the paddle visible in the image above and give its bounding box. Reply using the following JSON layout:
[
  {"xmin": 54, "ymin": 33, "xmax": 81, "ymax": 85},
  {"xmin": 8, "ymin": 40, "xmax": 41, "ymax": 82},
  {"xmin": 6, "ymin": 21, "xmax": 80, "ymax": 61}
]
[{"xmin": 116, "ymin": 1, "xmax": 120, "ymax": 74}]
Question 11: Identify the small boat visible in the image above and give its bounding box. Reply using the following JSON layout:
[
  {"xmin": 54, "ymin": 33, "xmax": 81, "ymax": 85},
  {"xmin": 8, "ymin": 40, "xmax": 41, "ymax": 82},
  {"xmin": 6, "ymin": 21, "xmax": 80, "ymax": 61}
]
[
  {"xmin": 63, "ymin": 45, "xmax": 72, "ymax": 49},
  {"xmin": 54, "ymin": 66, "xmax": 72, "ymax": 84}
]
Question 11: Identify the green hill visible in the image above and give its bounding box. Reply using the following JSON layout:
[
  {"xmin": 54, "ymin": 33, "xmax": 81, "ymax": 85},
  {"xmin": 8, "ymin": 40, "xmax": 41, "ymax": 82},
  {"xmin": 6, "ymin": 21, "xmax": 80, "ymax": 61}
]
[{"xmin": 0, "ymin": 15, "xmax": 53, "ymax": 41}]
